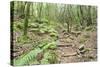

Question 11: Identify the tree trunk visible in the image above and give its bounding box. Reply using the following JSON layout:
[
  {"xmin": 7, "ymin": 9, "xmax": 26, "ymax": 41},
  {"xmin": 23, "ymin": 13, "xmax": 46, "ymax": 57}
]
[
  {"xmin": 23, "ymin": 3, "xmax": 30, "ymax": 36},
  {"xmin": 87, "ymin": 6, "xmax": 92, "ymax": 26}
]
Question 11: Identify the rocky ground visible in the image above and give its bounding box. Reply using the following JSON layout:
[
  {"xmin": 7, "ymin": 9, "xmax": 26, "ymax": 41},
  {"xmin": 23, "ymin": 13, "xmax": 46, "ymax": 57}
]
[
  {"xmin": 12, "ymin": 29, "xmax": 97, "ymax": 63},
  {"xmin": 57, "ymin": 31, "xmax": 97, "ymax": 63}
]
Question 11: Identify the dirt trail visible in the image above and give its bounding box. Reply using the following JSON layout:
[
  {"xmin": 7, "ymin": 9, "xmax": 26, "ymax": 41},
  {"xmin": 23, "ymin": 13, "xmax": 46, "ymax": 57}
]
[
  {"xmin": 12, "ymin": 30, "xmax": 97, "ymax": 63},
  {"xmin": 57, "ymin": 31, "xmax": 97, "ymax": 63}
]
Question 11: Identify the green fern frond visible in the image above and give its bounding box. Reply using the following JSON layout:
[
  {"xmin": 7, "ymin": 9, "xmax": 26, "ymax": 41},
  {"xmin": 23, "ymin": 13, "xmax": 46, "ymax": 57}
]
[
  {"xmin": 14, "ymin": 48, "xmax": 42, "ymax": 66},
  {"xmin": 14, "ymin": 41, "xmax": 56, "ymax": 66}
]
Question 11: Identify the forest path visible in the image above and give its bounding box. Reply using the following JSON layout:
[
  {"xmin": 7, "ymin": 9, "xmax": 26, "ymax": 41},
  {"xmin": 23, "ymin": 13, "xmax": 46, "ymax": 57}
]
[
  {"xmin": 57, "ymin": 31, "xmax": 97, "ymax": 63},
  {"xmin": 13, "ymin": 29, "xmax": 97, "ymax": 63}
]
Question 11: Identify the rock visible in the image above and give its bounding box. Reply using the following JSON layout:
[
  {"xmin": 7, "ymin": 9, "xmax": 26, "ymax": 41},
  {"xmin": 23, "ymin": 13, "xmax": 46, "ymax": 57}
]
[
  {"xmin": 57, "ymin": 47, "xmax": 77, "ymax": 57},
  {"xmin": 78, "ymin": 44, "xmax": 85, "ymax": 51},
  {"xmin": 80, "ymin": 49, "xmax": 86, "ymax": 54},
  {"xmin": 57, "ymin": 42, "xmax": 74, "ymax": 47}
]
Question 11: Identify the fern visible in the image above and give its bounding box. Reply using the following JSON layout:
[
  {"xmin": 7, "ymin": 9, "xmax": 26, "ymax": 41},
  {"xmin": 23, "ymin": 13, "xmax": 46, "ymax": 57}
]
[
  {"xmin": 42, "ymin": 42, "xmax": 56, "ymax": 50},
  {"xmin": 14, "ymin": 42, "xmax": 55, "ymax": 66},
  {"xmin": 14, "ymin": 48, "xmax": 42, "ymax": 66}
]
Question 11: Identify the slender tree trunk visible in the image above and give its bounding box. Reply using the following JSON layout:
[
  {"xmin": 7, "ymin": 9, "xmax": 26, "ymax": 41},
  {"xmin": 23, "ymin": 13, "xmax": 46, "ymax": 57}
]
[
  {"xmin": 23, "ymin": 3, "xmax": 30, "ymax": 36},
  {"xmin": 87, "ymin": 6, "xmax": 92, "ymax": 26}
]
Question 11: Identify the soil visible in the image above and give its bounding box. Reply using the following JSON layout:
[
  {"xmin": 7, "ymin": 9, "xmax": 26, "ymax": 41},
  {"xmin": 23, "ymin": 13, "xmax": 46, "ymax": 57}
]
[
  {"xmin": 12, "ymin": 29, "xmax": 97, "ymax": 63},
  {"xmin": 57, "ymin": 30, "xmax": 97, "ymax": 63}
]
